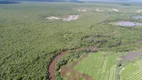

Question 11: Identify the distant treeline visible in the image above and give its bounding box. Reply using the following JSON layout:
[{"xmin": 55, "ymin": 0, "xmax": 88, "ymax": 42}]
[
  {"xmin": 2, "ymin": 0, "xmax": 142, "ymax": 2},
  {"xmin": 0, "ymin": 1, "xmax": 20, "ymax": 4},
  {"xmin": 3, "ymin": 0, "xmax": 79, "ymax": 2}
]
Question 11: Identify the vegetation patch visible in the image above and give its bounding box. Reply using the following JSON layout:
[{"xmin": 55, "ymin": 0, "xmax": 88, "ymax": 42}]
[
  {"xmin": 120, "ymin": 55, "xmax": 142, "ymax": 80},
  {"xmin": 75, "ymin": 52, "xmax": 121, "ymax": 80},
  {"xmin": 1, "ymin": 2, "xmax": 142, "ymax": 80},
  {"xmin": 54, "ymin": 46, "xmax": 98, "ymax": 80},
  {"xmin": 60, "ymin": 53, "xmax": 93, "ymax": 80}
]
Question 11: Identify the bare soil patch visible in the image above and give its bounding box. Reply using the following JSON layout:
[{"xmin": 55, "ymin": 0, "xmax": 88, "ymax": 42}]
[
  {"xmin": 63, "ymin": 15, "xmax": 79, "ymax": 21},
  {"xmin": 46, "ymin": 16, "xmax": 60, "ymax": 20},
  {"xmin": 113, "ymin": 8, "xmax": 119, "ymax": 12},
  {"xmin": 46, "ymin": 15, "xmax": 80, "ymax": 21},
  {"xmin": 96, "ymin": 8, "xmax": 119, "ymax": 12},
  {"xmin": 77, "ymin": 8, "xmax": 91, "ymax": 12},
  {"xmin": 137, "ymin": 9, "xmax": 142, "ymax": 13},
  {"xmin": 96, "ymin": 8, "xmax": 102, "ymax": 12},
  {"xmin": 108, "ymin": 8, "xmax": 119, "ymax": 12}
]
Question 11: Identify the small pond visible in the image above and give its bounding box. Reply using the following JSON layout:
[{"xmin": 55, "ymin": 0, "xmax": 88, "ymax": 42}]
[
  {"xmin": 133, "ymin": 16, "xmax": 142, "ymax": 19},
  {"xmin": 115, "ymin": 21, "xmax": 142, "ymax": 27}
]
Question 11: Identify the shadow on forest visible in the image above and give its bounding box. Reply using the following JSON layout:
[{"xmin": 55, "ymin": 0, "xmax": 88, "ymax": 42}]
[{"xmin": 0, "ymin": 1, "xmax": 20, "ymax": 4}]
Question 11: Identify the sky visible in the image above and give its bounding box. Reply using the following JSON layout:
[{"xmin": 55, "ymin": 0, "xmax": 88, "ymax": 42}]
[
  {"xmin": 1, "ymin": 0, "xmax": 142, "ymax": 2},
  {"xmin": 79, "ymin": 0, "xmax": 142, "ymax": 2}
]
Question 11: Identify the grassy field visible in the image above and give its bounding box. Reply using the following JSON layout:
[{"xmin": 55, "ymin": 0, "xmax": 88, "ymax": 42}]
[
  {"xmin": 74, "ymin": 52, "xmax": 122, "ymax": 80},
  {"xmin": 1, "ymin": 1, "xmax": 142, "ymax": 80},
  {"xmin": 121, "ymin": 56, "xmax": 142, "ymax": 80}
]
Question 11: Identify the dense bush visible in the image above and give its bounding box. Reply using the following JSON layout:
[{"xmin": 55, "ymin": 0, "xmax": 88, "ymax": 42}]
[{"xmin": 0, "ymin": 2, "xmax": 142, "ymax": 80}]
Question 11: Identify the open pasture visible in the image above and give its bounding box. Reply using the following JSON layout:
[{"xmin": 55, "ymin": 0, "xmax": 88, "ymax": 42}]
[
  {"xmin": 74, "ymin": 52, "xmax": 120, "ymax": 80},
  {"xmin": 121, "ymin": 56, "xmax": 142, "ymax": 80}
]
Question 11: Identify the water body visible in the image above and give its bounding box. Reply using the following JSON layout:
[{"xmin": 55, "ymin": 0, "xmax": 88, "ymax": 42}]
[
  {"xmin": 115, "ymin": 21, "xmax": 142, "ymax": 27},
  {"xmin": 0, "ymin": 1, "xmax": 20, "ymax": 4},
  {"xmin": 133, "ymin": 16, "xmax": 142, "ymax": 19}
]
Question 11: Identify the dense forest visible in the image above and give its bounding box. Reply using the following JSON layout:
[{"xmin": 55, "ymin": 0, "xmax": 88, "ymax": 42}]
[{"xmin": 0, "ymin": 1, "xmax": 142, "ymax": 80}]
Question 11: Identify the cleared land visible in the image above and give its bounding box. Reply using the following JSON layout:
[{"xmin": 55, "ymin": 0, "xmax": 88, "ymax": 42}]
[
  {"xmin": 74, "ymin": 52, "xmax": 120, "ymax": 80},
  {"xmin": 121, "ymin": 56, "xmax": 142, "ymax": 80}
]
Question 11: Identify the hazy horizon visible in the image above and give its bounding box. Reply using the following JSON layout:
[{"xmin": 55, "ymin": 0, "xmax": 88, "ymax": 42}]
[{"xmin": 1, "ymin": 0, "xmax": 142, "ymax": 2}]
